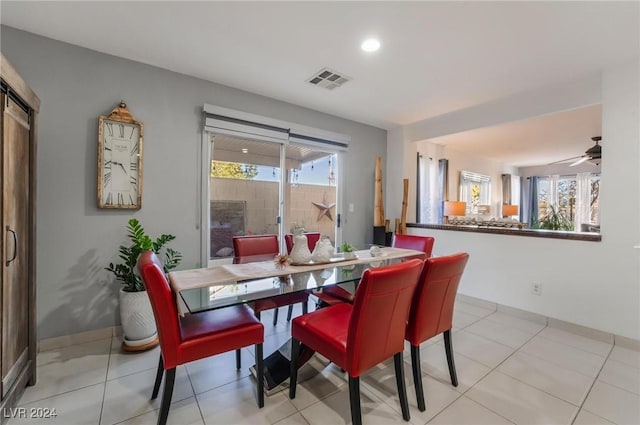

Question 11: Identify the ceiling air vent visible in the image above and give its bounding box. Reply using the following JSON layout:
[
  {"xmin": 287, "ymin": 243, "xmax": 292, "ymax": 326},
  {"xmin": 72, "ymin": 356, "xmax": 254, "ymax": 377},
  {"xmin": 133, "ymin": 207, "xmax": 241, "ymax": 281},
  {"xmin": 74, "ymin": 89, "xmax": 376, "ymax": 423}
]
[{"xmin": 307, "ymin": 68, "xmax": 351, "ymax": 90}]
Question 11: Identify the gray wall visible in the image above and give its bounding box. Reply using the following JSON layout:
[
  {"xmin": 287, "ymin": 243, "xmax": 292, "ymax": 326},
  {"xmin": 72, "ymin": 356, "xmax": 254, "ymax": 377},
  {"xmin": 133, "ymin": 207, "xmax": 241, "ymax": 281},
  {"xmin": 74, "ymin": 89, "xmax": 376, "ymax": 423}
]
[{"xmin": 1, "ymin": 26, "xmax": 387, "ymax": 339}]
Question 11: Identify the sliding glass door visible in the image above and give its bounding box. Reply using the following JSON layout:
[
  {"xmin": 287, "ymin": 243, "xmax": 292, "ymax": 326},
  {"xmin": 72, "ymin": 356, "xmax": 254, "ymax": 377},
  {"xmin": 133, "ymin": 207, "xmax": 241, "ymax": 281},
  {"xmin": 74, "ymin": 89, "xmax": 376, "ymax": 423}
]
[
  {"xmin": 205, "ymin": 133, "xmax": 340, "ymax": 265},
  {"xmin": 284, "ymin": 145, "xmax": 337, "ymax": 245}
]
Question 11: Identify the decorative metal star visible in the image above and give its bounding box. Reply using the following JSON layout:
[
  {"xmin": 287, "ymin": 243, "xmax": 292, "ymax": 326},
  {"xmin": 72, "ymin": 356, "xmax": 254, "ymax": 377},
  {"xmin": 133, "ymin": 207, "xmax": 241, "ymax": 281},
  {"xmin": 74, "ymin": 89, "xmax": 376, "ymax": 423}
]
[{"xmin": 312, "ymin": 194, "xmax": 336, "ymax": 222}]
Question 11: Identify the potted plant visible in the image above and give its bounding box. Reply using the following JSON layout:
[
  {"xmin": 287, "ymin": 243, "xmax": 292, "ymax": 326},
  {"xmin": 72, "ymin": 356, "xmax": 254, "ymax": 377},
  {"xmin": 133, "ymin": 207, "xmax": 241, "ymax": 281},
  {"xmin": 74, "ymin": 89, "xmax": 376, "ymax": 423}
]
[
  {"xmin": 105, "ymin": 218, "xmax": 182, "ymax": 351},
  {"xmin": 340, "ymin": 241, "xmax": 356, "ymax": 259},
  {"xmin": 532, "ymin": 205, "xmax": 574, "ymax": 231}
]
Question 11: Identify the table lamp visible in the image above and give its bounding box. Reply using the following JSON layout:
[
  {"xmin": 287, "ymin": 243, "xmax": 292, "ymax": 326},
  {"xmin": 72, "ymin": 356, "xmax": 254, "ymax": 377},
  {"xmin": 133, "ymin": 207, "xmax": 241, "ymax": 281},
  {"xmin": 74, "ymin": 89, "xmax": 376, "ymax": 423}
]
[
  {"xmin": 444, "ymin": 201, "xmax": 466, "ymax": 224},
  {"xmin": 502, "ymin": 204, "xmax": 518, "ymax": 218}
]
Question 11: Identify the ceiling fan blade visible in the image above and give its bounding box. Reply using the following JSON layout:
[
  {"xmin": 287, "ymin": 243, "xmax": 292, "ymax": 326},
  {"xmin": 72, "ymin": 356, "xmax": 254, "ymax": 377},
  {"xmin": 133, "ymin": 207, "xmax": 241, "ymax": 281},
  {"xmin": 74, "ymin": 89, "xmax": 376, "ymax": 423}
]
[
  {"xmin": 547, "ymin": 155, "xmax": 583, "ymax": 165},
  {"xmin": 569, "ymin": 156, "xmax": 589, "ymax": 167}
]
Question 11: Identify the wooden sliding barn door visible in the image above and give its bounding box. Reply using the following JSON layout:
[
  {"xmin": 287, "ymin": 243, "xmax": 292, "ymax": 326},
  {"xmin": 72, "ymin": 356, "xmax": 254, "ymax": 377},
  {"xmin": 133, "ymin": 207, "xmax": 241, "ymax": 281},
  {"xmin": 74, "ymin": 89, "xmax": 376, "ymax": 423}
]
[
  {"xmin": 0, "ymin": 53, "xmax": 39, "ymax": 422},
  {"xmin": 1, "ymin": 93, "xmax": 31, "ymax": 397}
]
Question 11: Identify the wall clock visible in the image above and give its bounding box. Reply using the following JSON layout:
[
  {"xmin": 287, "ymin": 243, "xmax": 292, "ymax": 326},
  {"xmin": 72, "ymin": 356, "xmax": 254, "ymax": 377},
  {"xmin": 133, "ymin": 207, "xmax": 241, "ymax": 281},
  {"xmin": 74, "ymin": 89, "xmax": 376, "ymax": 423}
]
[{"xmin": 97, "ymin": 101, "xmax": 143, "ymax": 209}]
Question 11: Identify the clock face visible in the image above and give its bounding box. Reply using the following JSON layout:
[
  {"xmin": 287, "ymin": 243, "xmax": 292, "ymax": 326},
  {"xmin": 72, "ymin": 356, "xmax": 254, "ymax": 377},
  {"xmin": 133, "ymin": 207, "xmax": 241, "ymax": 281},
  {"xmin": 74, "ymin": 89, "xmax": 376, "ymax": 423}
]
[{"xmin": 99, "ymin": 118, "xmax": 143, "ymax": 208}]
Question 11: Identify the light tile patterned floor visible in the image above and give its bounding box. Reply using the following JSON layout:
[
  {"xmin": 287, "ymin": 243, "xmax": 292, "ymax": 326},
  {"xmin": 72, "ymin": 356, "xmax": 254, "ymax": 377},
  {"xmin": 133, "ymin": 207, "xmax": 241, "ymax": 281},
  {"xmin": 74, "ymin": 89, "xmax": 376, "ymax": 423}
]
[{"xmin": 7, "ymin": 301, "xmax": 640, "ymax": 425}]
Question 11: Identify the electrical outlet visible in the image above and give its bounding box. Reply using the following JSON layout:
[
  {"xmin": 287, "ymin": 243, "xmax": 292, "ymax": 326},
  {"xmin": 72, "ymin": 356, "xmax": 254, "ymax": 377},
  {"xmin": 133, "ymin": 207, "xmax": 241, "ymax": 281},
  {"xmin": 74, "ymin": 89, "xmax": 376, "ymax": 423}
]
[{"xmin": 531, "ymin": 282, "xmax": 542, "ymax": 296}]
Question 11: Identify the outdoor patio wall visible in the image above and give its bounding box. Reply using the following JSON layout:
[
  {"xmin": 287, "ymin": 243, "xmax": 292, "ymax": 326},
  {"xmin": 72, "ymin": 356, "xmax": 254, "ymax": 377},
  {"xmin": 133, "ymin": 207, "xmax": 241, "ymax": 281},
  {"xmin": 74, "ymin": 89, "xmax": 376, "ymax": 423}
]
[
  {"xmin": 398, "ymin": 59, "xmax": 640, "ymax": 340},
  {"xmin": 210, "ymin": 178, "xmax": 337, "ymax": 243},
  {"xmin": 0, "ymin": 26, "xmax": 386, "ymax": 339}
]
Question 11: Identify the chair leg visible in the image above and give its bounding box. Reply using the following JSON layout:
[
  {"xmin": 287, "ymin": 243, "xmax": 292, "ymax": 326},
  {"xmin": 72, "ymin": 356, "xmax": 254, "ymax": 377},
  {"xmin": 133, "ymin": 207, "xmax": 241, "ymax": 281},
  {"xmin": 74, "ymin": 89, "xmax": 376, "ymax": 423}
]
[
  {"xmin": 256, "ymin": 343, "xmax": 264, "ymax": 408},
  {"xmin": 348, "ymin": 376, "xmax": 362, "ymax": 425},
  {"xmin": 236, "ymin": 348, "xmax": 241, "ymax": 370},
  {"xmin": 289, "ymin": 338, "xmax": 300, "ymax": 399},
  {"xmin": 157, "ymin": 367, "xmax": 175, "ymax": 425},
  {"xmin": 394, "ymin": 353, "xmax": 411, "ymax": 421},
  {"xmin": 287, "ymin": 305, "xmax": 294, "ymax": 321},
  {"xmin": 410, "ymin": 344, "xmax": 426, "ymax": 412},
  {"xmin": 151, "ymin": 354, "xmax": 164, "ymax": 400},
  {"xmin": 443, "ymin": 330, "xmax": 458, "ymax": 387},
  {"xmin": 272, "ymin": 308, "xmax": 279, "ymax": 326}
]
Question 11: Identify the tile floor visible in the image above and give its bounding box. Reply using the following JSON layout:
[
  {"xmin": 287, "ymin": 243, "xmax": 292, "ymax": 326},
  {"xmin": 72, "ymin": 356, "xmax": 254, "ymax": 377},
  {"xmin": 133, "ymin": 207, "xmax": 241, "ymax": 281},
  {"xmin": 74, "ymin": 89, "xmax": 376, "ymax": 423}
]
[{"xmin": 7, "ymin": 300, "xmax": 640, "ymax": 425}]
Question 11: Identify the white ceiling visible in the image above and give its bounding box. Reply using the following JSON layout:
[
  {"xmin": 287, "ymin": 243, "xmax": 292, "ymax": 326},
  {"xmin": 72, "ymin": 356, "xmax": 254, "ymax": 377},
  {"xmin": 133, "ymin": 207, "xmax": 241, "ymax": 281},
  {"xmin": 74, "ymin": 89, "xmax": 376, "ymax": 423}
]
[
  {"xmin": 2, "ymin": 1, "xmax": 638, "ymax": 165},
  {"xmin": 430, "ymin": 104, "xmax": 603, "ymax": 167}
]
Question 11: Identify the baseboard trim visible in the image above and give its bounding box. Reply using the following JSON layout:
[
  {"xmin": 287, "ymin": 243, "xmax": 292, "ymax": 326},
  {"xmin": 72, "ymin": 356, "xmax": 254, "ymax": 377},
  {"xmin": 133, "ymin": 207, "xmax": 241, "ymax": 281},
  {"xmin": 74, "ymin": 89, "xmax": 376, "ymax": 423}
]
[
  {"xmin": 497, "ymin": 304, "xmax": 548, "ymax": 325},
  {"xmin": 456, "ymin": 294, "xmax": 497, "ymax": 311},
  {"xmin": 39, "ymin": 300, "xmax": 640, "ymax": 353},
  {"xmin": 547, "ymin": 318, "xmax": 615, "ymax": 345},
  {"xmin": 38, "ymin": 326, "xmax": 121, "ymax": 352},
  {"xmin": 459, "ymin": 294, "xmax": 638, "ymax": 350},
  {"xmin": 614, "ymin": 334, "xmax": 640, "ymax": 351}
]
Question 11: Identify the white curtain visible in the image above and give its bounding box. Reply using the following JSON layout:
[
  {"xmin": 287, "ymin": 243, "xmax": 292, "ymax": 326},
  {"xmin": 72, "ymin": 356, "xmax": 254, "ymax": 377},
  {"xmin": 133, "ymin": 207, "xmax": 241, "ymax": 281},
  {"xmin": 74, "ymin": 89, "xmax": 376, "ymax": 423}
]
[
  {"xmin": 418, "ymin": 155, "xmax": 439, "ymax": 223},
  {"xmin": 575, "ymin": 172, "xmax": 591, "ymax": 232},
  {"xmin": 511, "ymin": 174, "xmax": 521, "ymax": 211},
  {"xmin": 548, "ymin": 174, "xmax": 559, "ymax": 211}
]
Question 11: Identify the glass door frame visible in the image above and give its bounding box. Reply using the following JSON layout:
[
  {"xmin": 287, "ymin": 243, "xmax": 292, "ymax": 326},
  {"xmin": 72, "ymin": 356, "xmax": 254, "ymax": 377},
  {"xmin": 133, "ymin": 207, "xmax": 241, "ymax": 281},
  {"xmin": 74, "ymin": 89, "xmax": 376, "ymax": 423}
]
[{"xmin": 200, "ymin": 131, "xmax": 343, "ymax": 267}]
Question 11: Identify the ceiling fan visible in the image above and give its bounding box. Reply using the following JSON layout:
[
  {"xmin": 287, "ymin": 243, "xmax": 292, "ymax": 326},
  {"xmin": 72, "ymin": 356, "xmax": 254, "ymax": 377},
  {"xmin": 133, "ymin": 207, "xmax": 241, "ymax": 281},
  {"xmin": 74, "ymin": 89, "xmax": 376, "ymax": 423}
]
[{"xmin": 549, "ymin": 136, "xmax": 602, "ymax": 166}]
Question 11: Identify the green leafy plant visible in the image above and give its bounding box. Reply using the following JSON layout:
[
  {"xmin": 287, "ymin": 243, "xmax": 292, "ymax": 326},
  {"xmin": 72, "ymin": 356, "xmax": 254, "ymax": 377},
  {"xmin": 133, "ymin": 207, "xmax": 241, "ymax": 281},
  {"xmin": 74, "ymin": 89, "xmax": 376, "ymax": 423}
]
[
  {"xmin": 340, "ymin": 242, "xmax": 355, "ymax": 253},
  {"xmin": 105, "ymin": 218, "xmax": 182, "ymax": 292},
  {"xmin": 532, "ymin": 205, "xmax": 574, "ymax": 231}
]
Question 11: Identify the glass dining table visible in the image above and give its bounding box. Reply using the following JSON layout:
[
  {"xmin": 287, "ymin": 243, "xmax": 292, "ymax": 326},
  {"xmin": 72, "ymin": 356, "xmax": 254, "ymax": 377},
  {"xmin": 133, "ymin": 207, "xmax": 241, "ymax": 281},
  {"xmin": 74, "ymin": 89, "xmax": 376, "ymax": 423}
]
[
  {"xmin": 171, "ymin": 247, "xmax": 425, "ymax": 314},
  {"xmin": 178, "ymin": 260, "xmax": 367, "ymax": 314},
  {"xmin": 168, "ymin": 247, "xmax": 427, "ymax": 392}
]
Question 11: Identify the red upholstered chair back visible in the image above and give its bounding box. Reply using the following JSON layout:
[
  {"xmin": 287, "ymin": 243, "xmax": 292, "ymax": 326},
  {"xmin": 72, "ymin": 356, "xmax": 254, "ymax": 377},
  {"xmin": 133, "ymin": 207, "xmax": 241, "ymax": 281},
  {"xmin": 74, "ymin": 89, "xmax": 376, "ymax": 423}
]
[
  {"xmin": 137, "ymin": 251, "xmax": 181, "ymax": 367},
  {"xmin": 233, "ymin": 235, "xmax": 279, "ymax": 258},
  {"xmin": 406, "ymin": 253, "xmax": 469, "ymax": 346},
  {"xmin": 284, "ymin": 232, "xmax": 321, "ymax": 253},
  {"xmin": 347, "ymin": 259, "xmax": 424, "ymax": 376},
  {"xmin": 392, "ymin": 234, "xmax": 435, "ymax": 257}
]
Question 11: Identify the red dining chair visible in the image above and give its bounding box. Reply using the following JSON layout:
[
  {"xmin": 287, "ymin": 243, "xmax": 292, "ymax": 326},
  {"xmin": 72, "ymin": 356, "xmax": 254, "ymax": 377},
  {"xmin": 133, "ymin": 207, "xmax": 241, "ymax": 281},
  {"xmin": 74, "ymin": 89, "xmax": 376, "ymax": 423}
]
[
  {"xmin": 317, "ymin": 234, "xmax": 435, "ymax": 307},
  {"xmin": 284, "ymin": 232, "xmax": 321, "ymax": 254},
  {"xmin": 289, "ymin": 259, "xmax": 424, "ymax": 425},
  {"xmin": 233, "ymin": 235, "xmax": 309, "ymax": 326},
  {"xmin": 392, "ymin": 234, "xmax": 435, "ymax": 258},
  {"xmin": 137, "ymin": 251, "xmax": 264, "ymax": 425},
  {"xmin": 405, "ymin": 252, "xmax": 469, "ymax": 412}
]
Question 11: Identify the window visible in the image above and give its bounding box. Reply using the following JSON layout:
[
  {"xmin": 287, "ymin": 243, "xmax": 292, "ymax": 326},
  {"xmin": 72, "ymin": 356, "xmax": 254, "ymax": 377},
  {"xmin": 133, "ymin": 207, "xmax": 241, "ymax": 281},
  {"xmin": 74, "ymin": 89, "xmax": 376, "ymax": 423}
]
[{"xmin": 534, "ymin": 173, "xmax": 600, "ymax": 231}]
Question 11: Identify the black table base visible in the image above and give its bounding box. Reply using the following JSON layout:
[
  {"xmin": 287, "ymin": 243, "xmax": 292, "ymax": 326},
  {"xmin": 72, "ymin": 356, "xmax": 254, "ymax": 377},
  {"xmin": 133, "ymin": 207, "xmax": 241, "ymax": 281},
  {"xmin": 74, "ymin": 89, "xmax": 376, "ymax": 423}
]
[{"xmin": 251, "ymin": 340, "xmax": 317, "ymax": 395}]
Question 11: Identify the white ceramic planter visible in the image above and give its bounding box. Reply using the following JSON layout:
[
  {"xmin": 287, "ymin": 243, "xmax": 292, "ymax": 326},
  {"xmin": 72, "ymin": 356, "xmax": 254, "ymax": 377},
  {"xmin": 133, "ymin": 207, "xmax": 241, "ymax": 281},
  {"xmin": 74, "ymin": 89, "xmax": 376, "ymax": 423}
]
[{"xmin": 119, "ymin": 289, "xmax": 157, "ymax": 342}]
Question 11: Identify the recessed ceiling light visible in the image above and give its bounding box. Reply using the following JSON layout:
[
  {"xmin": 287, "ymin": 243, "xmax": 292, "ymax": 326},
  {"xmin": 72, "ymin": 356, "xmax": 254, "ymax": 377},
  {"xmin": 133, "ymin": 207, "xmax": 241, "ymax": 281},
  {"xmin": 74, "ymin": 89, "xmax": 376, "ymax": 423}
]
[
  {"xmin": 361, "ymin": 38, "xmax": 381, "ymax": 52},
  {"xmin": 241, "ymin": 148, "xmax": 248, "ymax": 154}
]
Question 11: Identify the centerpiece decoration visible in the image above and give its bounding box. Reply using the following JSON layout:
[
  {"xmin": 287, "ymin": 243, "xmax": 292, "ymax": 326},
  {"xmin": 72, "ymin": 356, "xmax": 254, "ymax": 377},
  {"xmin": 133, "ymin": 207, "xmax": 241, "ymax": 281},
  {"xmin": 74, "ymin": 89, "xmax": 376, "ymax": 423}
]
[
  {"xmin": 340, "ymin": 241, "xmax": 356, "ymax": 259},
  {"xmin": 311, "ymin": 237, "xmax": 334, "ymax": 263},
  {"xmin": 274, "ymin": 253, "xmax": 290, "ymax": 269},
  {"xmin": 289, "ymin": 228, "xmax": 312, "ymax": 264}
]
